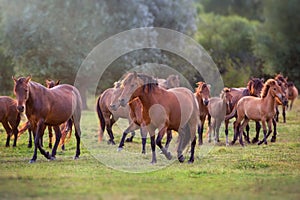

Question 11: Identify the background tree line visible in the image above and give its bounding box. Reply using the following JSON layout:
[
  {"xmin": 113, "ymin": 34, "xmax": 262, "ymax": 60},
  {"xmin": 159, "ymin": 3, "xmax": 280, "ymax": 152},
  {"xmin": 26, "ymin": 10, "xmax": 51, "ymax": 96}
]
[{"xmin": 0, "ymin": 0, "xmax": 299, "ymax": 109}]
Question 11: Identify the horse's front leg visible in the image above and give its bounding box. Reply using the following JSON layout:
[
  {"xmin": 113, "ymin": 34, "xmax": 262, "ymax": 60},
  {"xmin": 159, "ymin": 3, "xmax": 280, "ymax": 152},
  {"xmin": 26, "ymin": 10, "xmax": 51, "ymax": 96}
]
[
  {"xmin": 165, "ymin": 130, "xmax": 172, "ymax": 151},
  {"xmin": 140, "ymin": 125, "xmax": 147, "ymax": 154},
  {"xmin": 224, "ymin": 119, "xmax": 229, "ymax": 146},
  {"xmin": 30, "ymin": 121, "xmax": 48, "ymax": 163},
  {"xmin": 282, "ymin": 105, "xmax": 286, "ymax": 123},
  {"xmin": 198, "ymin": 118, "xmax": 205, "ymax": 145},
  {"xmin": 148, "ymin": 127, "xmax": 157, "ymax": 164},
  {"xmin": 156, "ymin": 126, "xmax": 172, "ymax": 160},
  {"xmin": 28, "ymin": 128, "xmax": 33, "ymax": 148},
  {"xmin": 51, "ymin": 126, "xmax": 62, "ymax": 159},
  {"xmin": 48, "ymin": 126, "xmax": 53, "ymax": 149},
  {"xmin": 117, "ymin": 122, "xmax": 138, "ymax": 151}
]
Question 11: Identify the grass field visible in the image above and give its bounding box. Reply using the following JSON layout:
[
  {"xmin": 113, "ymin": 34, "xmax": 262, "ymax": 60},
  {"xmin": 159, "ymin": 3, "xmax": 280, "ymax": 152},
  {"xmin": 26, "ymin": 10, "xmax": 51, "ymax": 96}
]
[{"xmin": 0, "ymin": 98, "xmax": 299, "ymax": 200}]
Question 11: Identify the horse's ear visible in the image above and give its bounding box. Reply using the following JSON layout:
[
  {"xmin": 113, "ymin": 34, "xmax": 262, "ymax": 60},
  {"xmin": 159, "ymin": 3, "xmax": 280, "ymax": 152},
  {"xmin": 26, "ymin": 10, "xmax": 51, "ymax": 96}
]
[
  {"xmin": 196, "ymin": 82, "xmax": 200, "ymax": 86},
  {"xmin": 133, "ymin": 71, "xmax": 137, "ymax": 78},
  {"xmin": 56, "ymin": 80, "xmax": 60, "ymax": 85},
  {"xmin": 285, "ymin": 76, "xmax": 288, "ymax": 81},
  {"xmin": 207, "ymin": 84, "xmax": 211, "ymax": 90},
  {"xmin": 12, "ymin": 76, "xmax": 17, "ymax": 83},
  {"xmin": 25, "ymin": 75, "xmax": 31, "ymax": 83},
  {"xmin": 261, "ymin": 78, "xmax": 264, "ymax": 82}
]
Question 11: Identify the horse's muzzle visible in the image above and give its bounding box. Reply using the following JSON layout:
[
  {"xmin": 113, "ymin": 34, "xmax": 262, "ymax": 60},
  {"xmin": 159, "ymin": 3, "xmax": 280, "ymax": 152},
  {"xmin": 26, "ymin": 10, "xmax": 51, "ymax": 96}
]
[
  {"xmin": 17, "ymin": 105, "xmax": 24, "ymax": 113},
  {"xmin": 203, "ymin": 99, "xmax": 209, "ymax": 106}
]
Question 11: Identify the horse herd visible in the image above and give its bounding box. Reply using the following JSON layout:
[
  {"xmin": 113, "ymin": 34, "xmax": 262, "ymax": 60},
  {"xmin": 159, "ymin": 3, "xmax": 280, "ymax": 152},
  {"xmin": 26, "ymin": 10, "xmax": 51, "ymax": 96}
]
[{"xmin": 0, "ymin": 73, "xmax": 298, "ymax": 164}]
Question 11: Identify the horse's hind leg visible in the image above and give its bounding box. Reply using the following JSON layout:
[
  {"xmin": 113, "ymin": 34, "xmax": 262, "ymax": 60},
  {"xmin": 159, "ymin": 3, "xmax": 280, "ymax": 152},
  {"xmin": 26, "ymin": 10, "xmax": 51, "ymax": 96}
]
[
  {"xmin": 73, "ymin": 116, "xmax": 81, "ymax": 159},
  {"xmin": 244, "ymin": 124, "xmax": 251, "ymax": 143},
  {"xmin": 271, "ymin": 118, "xmax": 277, "ymax": 142},
  {"xmin": 48, "ymin": 126, "xmax": 53, "ymax": 149},
  {"xmin": 10, "ymin": 114, "xmax": 21, "ymax": 147},
  {"xmin": 225, "ymin": 119, "xmax": 229, "ymax": 146},
  {"xmin": 258, "ymin": 120, "xmax": 268, "ymax": 145},
  {"xmin": 106, "ymin": 118, "xmax": 115, "ymax": 145},
  {"xmin": 252, "ymin": 122, "xmax": 261, "ymax": 143},
  {"xmin": 2, "ymin": 121, "xmax": 12, "ymax": 147},
  {"xmin": 165, "ymin": 130, "xmax": 172, "ymax": 150},
  {"xmin": 156, "ymin": 126, "xmax": 172, "ymax": 160},
  {"xmin": 282, "ymin": 106, "xmax": 286, "ymax": 123},
  {"xmin": 50, "ymin": 126, "xmax": 62, "ymax": 159}
]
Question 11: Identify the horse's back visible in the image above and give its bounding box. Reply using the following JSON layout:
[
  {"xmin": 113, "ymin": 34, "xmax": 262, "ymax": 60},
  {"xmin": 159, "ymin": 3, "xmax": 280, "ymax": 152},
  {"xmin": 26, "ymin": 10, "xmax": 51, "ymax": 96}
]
[
  {"xmin": 0, "ymin": 96, "xmax": 17, "ymax": 120},
  {"xmin": 208, "ymin": 97, "xmax": 225, "ymax": 118}
]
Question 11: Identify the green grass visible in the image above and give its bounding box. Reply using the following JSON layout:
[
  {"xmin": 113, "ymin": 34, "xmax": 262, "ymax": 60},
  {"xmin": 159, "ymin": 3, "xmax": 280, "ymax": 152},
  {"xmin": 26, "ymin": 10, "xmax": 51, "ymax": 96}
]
[{"xmin": 0, "ymin": 99, "xmax": 299, "ymax": 199}]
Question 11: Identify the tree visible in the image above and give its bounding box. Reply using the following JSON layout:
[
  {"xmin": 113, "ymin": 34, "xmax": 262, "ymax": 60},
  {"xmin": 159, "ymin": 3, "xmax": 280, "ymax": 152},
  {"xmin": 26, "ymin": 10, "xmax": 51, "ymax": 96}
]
[{"xmin": 253, "ymin": 0, "xmax": 300, "ymax": 88}]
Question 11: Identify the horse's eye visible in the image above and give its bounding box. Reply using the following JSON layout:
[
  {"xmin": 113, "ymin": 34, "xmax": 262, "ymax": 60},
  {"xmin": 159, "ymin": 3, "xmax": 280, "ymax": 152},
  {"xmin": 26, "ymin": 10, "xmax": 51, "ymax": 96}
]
[
  {"xmin": 131, "ymin": 84, "xmax": 135, "ymax": 88},
  {"xmin": 274, "ymin": 88, "xmax": 276, "ymax": 91}
]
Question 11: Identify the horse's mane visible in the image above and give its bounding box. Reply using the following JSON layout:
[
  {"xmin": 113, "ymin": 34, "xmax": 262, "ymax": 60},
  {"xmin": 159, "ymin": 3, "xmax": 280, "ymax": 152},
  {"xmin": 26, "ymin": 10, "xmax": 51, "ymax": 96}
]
[
  {"xmin": 122, "ymin": 72, "xmax": 158, "ymax": 93},
  {"xmin": 275, "ymin": 74, "xmax": 287, "ymax": 84},
  {"xmin": 261, "ymin": 79, "xmax": 276, "ymax": 98},
  {"xmin": 220, "ymin": 87, "xmax": 230, "ymax": 99},
  {"xmin": 246, "ymin": 78, "xmax": 264, "ymax": 96}
]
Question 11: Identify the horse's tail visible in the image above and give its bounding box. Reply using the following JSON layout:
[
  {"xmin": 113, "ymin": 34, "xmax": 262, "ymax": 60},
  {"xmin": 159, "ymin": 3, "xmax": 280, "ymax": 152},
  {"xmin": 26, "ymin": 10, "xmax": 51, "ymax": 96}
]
[
  {"xmin": 59, "ymin": 119, "xmax": 73, "ymax": 146},
  {"xmin": 225, "ymin": 106, "xmax": 237, "ymax": 121},
  {"xmin": 18, "ymin": 121, "xmax": 30, "ymax": 138},
  {"xmin": 178, "ymin": 123, "xmax": 191, "ymax": 154},
  {"xmin": 96, "ymin": 95, "xmax": 105, "ymax": 142}
]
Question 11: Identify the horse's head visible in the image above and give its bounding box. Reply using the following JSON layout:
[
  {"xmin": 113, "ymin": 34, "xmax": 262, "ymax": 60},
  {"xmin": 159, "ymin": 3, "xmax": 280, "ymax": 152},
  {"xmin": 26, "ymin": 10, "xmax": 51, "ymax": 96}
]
[
  {"xmin": 118, "ymin": 72, "xmax": 157, "ymax": 107},
  {"xmin": 263, "ymin": 79, "xmax": 288, "ymax": 106},
  {"xmin": 221, "ymin": 87, "xmax": 233, "ymax": 108},
  {"xmin": 166, "ymin": 74, "xmax": 180, "ymax": 88},
  {"xmin": 110, "ymin": 81, "xmax": 123, "ymax": 111},
  {"xmin": 247, "ymin": 78, "xmax": 264, "ymax": 97},
  {"xmin": 46, "ymin": 79, "xmax": 60, "ymax": 88},
  {"xmin": 12, "ymin": 75, "xmax": 31, "ymax": 113},
  {"xmin": 195, "ymin": 81, "xmax": 210, "ymax": 106}
]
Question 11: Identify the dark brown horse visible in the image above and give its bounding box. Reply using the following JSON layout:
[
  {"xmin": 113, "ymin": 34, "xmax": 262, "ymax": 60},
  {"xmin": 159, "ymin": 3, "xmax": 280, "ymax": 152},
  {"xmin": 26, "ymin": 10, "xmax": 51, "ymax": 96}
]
[
  {"xmin": 0, "ymin": 96, "xmax": 21, "ymax": 147},
  {"xmin": 226, "ymin": 79, "xmax": 287, "ymax": 146},
  {"xmin": 225, "ymin": 78, "xmax": 264, "ymax": 143},
  {"xmin": 13, "ymin": 76, "xmax": 82, "ymax": 163},
  {"xmin": 194, "ymin": 81, "xmax": 211, "ymax": 145},
  {"xmin": 118, "ymin": 72, "xmax": 199, "ymax": 164}
]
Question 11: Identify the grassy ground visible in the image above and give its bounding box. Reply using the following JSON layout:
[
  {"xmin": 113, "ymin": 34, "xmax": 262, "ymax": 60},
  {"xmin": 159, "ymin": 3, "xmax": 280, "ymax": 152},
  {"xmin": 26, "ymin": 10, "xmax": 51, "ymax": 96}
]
[{"xmin": 0, "ymin": 99, "xmax": 299, "ymax": 200}]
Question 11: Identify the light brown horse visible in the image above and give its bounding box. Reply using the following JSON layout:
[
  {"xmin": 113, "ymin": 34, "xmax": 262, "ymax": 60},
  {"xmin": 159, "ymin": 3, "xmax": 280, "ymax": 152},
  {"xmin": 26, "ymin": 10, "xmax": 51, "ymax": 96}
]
[
  {"xmin": 225, "ymin": 79, "xmax": 287, "ymax": 146},
  {"xmin": 96, "ymin": 81, "xmax": 135, "ymax": 145},
  {"xmin": 157, "ymin": 74, "xmax": 180, "ymax": 89},
  {"xmin": 225, "ymin": 78, "xmax": 264, "ymax": 143},
  {"xmin": 194, "ymin": 81, "xmax": 211, "ymax": 145},
  {"xmin": 13, "ymin": 76, "xmax": 82, "ymax": 163},
  {"xmin": 287, "ymin": 81, "xmax": 298, "ymax": 110},
  {"xmin": 118, "ymin": 72, "xmax": 199, "ymax": 164},
  {"xmin": 207, "ymin": 88, "xmax": 233, "ymax": 145},
  {"xmin": 274, "ymin": 74, "xmax": 289, "ymax": 123},
  {"xmin": 0, "ymin": 96, "xmax": 21, "ymax": 147}
]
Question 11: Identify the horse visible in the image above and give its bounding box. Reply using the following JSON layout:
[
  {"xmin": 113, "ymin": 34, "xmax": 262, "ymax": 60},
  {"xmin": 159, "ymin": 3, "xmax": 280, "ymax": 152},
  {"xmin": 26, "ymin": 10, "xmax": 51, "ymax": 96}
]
[
  {"xmin": 13, "ymin": 76, "xmax": 82, "ymax": 163},
  {"xmin": 157, "ymin": 74, "xmax": 180, "ymax": 89},
  {"xmin": 194, "ymin": 81, "xmax": 211, "ymax": 145},
  {"xmin": 207, "ymin": 88, "xmax": 233, "ymax": 145},
  {"xmin": 274, "ymin": 74, "xmax": 288, "ymax": 123},
  {"xmin": 0, "ymin": 96, "xmax": 21, "ymax": 147},
  {"xmin": 225, "ymin": 79, "xmax": 287, "ymax": 146},
  {"xmin": 225, "ymin": 78, "xmax": 264, "ymax": 143},
  {"xmin": 287, "ymin": 81, "xmax": 298, "ymax": 110},
  {"xmin": 96, "ymin": 81, "xmax": 135, "ymax": 145},
  {"xmin": 118, "ymin": 72, "xmax": 199, "ymax": 164}
]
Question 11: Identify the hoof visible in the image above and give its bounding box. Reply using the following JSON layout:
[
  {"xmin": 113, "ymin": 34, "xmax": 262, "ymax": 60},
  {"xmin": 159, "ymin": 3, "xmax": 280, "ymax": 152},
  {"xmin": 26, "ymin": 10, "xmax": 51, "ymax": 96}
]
[
  {"xmin": 230, "ymin": 141, "xmax": 236, "ymax": 145},
  {"xmin": 125, "ymin": 138, "xmax": 133, "ymax": 142},
  {"xmin": 252, "ymin": 138, "xmax": 258, "ymax": 144},
  {"xmin": 142, "ymin": 150, "xmax": 146, "ymax": 154},
  {"xmin": 49, "ymin": 144, "xmax": 52, "ymax": 149},
  {"xmin": 117, "ymin": 147, "xmax": 123, "ymax": 152},
  {"xmin": 74, "ymin": 156, "xmax": 79, "ymax": 160},
  {"xmin": 188, "ymin": 159, "xmax": 194, "ymax": 164},
  {"xmin": 107, "ymin": 140, "xmax": 115, "ymax": 145},
  {"xmin": 151, "ymin": 160, "xmax": 157, "ymax": 164},
  {"xmin": 257, "ymin": 140, "xmax": 264, "ymax": 145},
  {"xmin": 5, "ymin": 144, "xmax": 9, "ymax": 147},
  {"xmin": 50, "ymin": 156, "xmax": 56, "ymax": 161},
  {"xmin": 178, "ymin": 155, "xmax": 185, "ymax": 163},
  {"xmin": 271, "ymin": 137, "xmax": 276, "ymax": 143},
  {"xmin": 27, "ymin": 144, "xmax": 32, "ymax": 148},
  {"xmin": 198, "ymin": 140, "xmax": 203, "ymax": 146},
  {"xmin": 29, "ymin": 159, "xmax": 36, "ymax": 164},
  {"xmin": 166, "ymin": 152, "xmax": 172, "ymax": 160}
]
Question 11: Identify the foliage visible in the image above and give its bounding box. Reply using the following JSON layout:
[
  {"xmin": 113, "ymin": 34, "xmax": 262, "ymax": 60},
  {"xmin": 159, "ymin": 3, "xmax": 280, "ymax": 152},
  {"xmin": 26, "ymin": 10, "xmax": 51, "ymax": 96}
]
[{"xmin": 253, "ymin": 0, "xmax": 300, "ymax": 88}]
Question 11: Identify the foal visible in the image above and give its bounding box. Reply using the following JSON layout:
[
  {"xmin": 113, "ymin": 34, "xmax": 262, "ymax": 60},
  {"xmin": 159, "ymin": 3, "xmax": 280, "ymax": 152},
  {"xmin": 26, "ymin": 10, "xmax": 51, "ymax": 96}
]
[{"xmin": 226, "ymin": 79, "xmax": 287, "ymax": 146}]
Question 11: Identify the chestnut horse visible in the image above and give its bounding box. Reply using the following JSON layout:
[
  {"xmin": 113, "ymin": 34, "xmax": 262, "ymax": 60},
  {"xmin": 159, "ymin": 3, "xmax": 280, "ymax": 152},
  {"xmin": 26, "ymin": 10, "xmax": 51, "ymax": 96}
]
[
  {"xmin": 287, "ymin": 81, "xmax": 298, "ymax": 110},
  {"xmin": 225, "ymin": 78, "xmax": 264, "ymax": 143},
  {"xmin": 118, "ymin": 72, "xmax": 199, "ymax": 164},
  {"xmin": 225, "ymin": 79, "xmax": 287, "ymax": 146},
  {"xmin": 13, "ymin": 76, "xmax": 82, "ymax": 163},
  {"xmin": 194, "ymin": 81, "xmax": 211, "ymax": 145},
  {"xmin": 207, "ymin": 88, "xmax": 233, "ymax": 145},
  {"xmin": 0, "ymin": 96, "xmax": 21, "ymax": 147},
  {"xmin": 157, "ymin": 74, "xmax": 180, "ymax": 89}
]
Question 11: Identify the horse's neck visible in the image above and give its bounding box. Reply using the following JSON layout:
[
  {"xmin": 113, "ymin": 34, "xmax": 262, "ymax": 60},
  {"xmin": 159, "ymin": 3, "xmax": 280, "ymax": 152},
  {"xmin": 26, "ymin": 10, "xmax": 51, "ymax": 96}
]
[
  {"xmin": 26, "ymin": 82, "xmax": 46, "ymax": 114},
  {"xmin": 263, "ymin": 91, "xmax": 276, "ymax": 111}
]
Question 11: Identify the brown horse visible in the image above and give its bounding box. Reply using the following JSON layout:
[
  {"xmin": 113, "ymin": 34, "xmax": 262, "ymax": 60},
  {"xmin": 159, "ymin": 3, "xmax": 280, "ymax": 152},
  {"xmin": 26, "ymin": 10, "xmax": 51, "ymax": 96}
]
[
  {"xmin": 118, "ymin": 72, "xmax": 199, "ymax": 164},
  {"xmin": 274, "ymin": 74, "xmax": 288, "ymax": 123},
  {"xmin": 0, "ymin": 96, "xmax": 21, "ymax": 147},
  {"xmin": 225, "ymin": 79, "xmax": 287, "ymax": 146},
  {"xmin": 96, "ymin": 81, "xmax": 135, "ymax": 145},
  {"xmin": 194, "ymin": 81, "xmax": 211, "ymax": 145},
  {"xmin": 225, "ymin": 78, "xmax": 264, "ymax": 143},
  {"xmin": 13, "ymin": 76, "xmax": 82, "ymax": 163},
  {"xmin": 207, "ymin": 88, "xmax": 233, "ymax": 145},
  {"xmin": 287, "ymin": 81, "xmax": 298, "ymax": 110}
]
